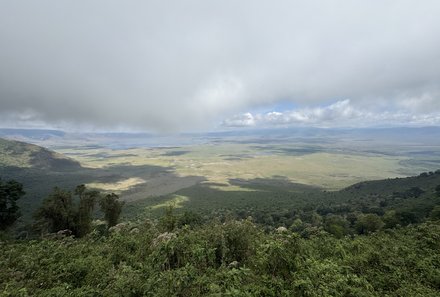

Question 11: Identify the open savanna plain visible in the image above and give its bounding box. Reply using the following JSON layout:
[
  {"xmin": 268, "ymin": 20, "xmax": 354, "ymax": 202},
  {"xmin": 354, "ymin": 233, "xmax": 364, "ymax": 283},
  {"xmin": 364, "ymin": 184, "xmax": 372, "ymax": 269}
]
[
  {"xmin": 59, "ymin": 143, "xmax": 405, "ymax": 191},
  {"xmin": 49, "ymin": 134, "xmax": 440, "ymax": 219}
]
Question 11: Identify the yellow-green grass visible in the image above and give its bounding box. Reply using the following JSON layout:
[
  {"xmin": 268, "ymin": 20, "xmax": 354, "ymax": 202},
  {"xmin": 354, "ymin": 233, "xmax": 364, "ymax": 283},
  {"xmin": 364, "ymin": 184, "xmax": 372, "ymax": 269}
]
[
  {"xmin": 86, "ymin": 177, "xmax": 146, "ymax": 193},
  {"xmin": 150, "ymin": 195, "xmax": 189, "ymax": 209},
  {"xmin": 206, "ymin": 184, "xmax": 258, "ymax": 192},
  {"xmin": 57, "ymin": 144, "xmax": 411, "ymax": 192}
]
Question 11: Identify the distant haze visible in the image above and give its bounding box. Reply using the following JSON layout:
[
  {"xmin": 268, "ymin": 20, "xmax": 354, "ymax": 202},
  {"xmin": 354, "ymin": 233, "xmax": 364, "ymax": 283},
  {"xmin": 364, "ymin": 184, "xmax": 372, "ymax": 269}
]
[{"xmin": 0, "ymin": 1, "xmax": 439, "ymax": 131}]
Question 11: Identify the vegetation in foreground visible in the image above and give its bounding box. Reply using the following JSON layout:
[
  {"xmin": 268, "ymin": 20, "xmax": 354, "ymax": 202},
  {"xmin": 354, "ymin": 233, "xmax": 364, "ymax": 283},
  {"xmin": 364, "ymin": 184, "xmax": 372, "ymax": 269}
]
[{"xmin": 1, "ymin": 216, "xmax": 440, "ymax": 296}]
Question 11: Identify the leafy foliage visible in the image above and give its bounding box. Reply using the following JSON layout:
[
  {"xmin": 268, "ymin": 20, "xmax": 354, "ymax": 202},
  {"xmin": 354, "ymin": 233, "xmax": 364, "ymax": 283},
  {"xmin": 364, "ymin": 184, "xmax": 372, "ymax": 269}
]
[
  {"xmin": 35, "ymin": 186, "xmax": 121, "ymax": 236},
  {"xmin": 1, "ymin": 218, "xmax": 439, "ymax": 296},
  {"xmin": 99, "ymin": 193, "xmax": 124, "ymax": 227},
  {"xmin": 35, "ymin": 187, "xmax": 77, "ymax": 233},
  {"xmin": 0, "ymin": 179, "xmax": 25, "ymax": 230},
  {"xmin": 355, "ymin": 213, "xmax": 384, "ymax": 234},
  {"xmin": 75, "ymin": 185, "xmax": 100, "ymax": 237}
]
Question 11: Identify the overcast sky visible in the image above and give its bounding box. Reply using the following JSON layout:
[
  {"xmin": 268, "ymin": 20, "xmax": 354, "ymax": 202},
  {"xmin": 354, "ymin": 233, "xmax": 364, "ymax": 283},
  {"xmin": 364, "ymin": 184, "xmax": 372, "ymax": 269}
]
[{"xmin": 0, "ymin": 1, "xmax": 439, "ymax": 132}]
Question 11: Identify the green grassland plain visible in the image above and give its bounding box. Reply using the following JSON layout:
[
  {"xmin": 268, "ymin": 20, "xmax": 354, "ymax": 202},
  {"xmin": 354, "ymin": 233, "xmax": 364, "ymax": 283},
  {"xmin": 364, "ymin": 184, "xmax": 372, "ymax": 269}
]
[
  {"xmin": 58, "ymin": 143, "xmax": 407, "ymax": 191},
  {"xmin": 52, "ymin": 140, "xmax": 440, "ymax": 217}
]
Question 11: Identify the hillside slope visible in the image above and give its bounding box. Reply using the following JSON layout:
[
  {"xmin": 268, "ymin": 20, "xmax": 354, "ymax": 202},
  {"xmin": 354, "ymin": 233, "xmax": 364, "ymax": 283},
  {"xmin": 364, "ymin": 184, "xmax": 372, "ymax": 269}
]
[
  {"xmin": 0, "ymin": 138, "xmax": 81, "ymax": 171},
  {"xmin": 125, "ymin": 169, "xmax": 440, "ymax": 227}
]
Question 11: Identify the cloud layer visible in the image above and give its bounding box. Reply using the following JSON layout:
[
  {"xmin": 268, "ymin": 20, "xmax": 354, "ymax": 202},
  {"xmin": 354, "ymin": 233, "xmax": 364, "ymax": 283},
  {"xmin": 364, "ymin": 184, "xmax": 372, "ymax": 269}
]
[
  {"xmin": 0, "ymin": 1, "xmax": 439, "ymax": 131},
  {"xmin": 222, "ymin": 100, "xmax": 440, "ymax": 128}
]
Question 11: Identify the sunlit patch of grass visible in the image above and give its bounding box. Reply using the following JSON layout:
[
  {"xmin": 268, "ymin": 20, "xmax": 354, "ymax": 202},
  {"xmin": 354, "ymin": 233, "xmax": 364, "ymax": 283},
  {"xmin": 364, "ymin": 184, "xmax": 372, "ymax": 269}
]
[
  {"xmin": 206, "ymin": 183, "xmax": 258, "ymax": 192},
  {"xmin": 87, "ymin": 177, "xmax": 146, "ymax": 192},
  {"xmin": 150, "ymin": 195, "xmax": 189, "ymax": 209}
]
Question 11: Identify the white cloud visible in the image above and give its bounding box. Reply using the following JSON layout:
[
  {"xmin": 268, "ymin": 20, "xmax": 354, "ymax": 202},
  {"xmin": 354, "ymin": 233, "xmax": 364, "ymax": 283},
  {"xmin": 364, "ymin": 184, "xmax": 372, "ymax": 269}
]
[
  {"xmin": 223, "ymin": 100, "xmax": 440, "ymax": 128},
  {"xmin": 222, "ymin": 112, "xmax": 255, "ymax": 127},
  {"xmin": 0, "ymin": 1, "xmax": 439, "ymax": 131}
]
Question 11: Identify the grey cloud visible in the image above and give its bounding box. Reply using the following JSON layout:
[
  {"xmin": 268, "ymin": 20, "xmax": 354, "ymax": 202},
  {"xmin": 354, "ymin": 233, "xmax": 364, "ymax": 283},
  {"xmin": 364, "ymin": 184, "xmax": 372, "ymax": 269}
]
[{"xmin": 0, "ymin": 1, "xmax": 439, "ymax": 131}]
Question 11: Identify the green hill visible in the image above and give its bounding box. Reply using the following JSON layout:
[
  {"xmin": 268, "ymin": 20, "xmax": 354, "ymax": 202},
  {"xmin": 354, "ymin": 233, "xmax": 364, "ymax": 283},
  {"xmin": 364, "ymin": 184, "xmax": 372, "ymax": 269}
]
[
  {"xmin": 0, "ymin": 138, "xmax": 86, "ymax": 223},
  {"xmin": 126, "ymin": 170, "xmax": 440, "ymax": 232},
  {"xmin": 0, "ymin": 138, "xmax": 81, "ymax": 171}
]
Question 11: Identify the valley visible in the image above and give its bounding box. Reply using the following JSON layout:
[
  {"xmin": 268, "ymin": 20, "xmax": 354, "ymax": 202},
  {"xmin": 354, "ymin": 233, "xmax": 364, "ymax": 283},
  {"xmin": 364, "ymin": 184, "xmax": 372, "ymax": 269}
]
[{"xmin": 1, "ymin": 127, "xmax": 440, "ymax": 222}]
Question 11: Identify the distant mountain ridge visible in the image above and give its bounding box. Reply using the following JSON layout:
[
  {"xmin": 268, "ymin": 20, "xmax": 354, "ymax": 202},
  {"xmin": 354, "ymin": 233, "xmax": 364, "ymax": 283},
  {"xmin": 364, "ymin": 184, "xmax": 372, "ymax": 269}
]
[
  {"xmin": 0, "ymin": 138, "xmax": 81, "ymax": 171},
  {"xmin": 0, "ymin": 128, "xmax": 65, "ymax": 140}
]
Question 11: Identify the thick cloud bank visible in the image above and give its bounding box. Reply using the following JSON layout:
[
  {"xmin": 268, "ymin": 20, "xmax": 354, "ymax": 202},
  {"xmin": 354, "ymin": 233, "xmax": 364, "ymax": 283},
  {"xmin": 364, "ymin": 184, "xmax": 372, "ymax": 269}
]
[{"xmin": 0, "ymin": 1, "xmax": 439, "ymax": 131}]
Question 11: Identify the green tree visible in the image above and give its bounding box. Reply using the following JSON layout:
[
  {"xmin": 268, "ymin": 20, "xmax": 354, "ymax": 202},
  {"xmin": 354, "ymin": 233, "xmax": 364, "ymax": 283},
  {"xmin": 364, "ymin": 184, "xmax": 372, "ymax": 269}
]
[
  {"xmin": 395, "ymin": 210, "xmax": 418, "ymax": 226},
  {"xmin": 290, "ymin": 218, "xmax": 304, "ymax": 232},
  {"xmin": 0, "ymin": 179, "xmax": 25, "ymax": 230},
  {"xmin": 99, "ymin": 193, "xmax": 124, "ymax": 227},
  {"xmin": 75, "ymin": 185, "xmax": 100, "ymax": 237},
  {"xmin": 324, "ymin": 215, "xmax": 349, "ymax": 238},
  {"xmin": 36, "ymin": 185, "xmax": 101, "ymax": 237},
  {"xmin": 177, "ymin": 210, "xmax": 202, "ymax": 228},
  {"xmin": 355, "ymin": 213, "xmax": 384, "ymax": 234},
  {"xmin": 159, "ymin": 205, "xmax": 178, "ymax": 232},
  {"xmin": 383, "ymin": 210, "xmax": 399, "ymax": 228},
  {"xmin": 35, "ymin": 187, "xmax": 76, "ymax": 233}
]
